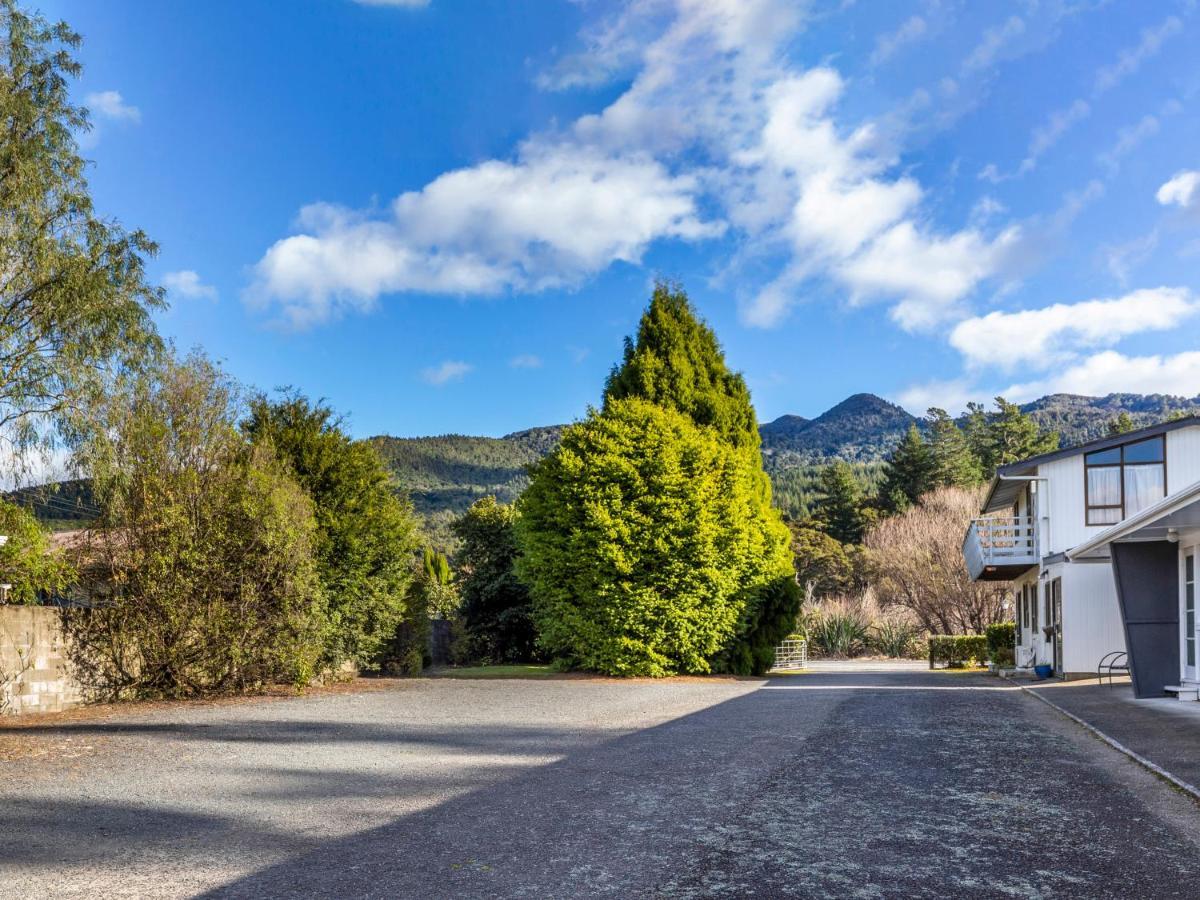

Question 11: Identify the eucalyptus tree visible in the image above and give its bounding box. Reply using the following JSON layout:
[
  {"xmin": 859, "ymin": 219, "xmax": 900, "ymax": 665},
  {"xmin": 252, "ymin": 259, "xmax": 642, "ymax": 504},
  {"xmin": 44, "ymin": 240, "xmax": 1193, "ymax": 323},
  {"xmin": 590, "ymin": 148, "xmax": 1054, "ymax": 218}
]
[{"xmin": 0, "ymin": 2, "xmax": 163, "ymax": 465}]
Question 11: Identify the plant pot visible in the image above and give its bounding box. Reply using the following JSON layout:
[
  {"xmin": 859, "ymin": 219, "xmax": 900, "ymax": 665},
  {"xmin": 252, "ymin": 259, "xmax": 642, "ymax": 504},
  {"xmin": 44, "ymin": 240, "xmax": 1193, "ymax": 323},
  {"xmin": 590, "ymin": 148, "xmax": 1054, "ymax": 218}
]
[{"xmin": 1034, "ymin": 664, "xmax": 1053, "ymax": 680}]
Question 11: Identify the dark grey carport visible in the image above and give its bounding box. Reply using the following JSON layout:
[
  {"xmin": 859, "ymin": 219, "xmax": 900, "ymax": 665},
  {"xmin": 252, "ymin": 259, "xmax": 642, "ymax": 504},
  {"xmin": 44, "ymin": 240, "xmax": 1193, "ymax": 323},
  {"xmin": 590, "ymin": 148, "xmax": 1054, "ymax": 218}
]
[{"xmin": 1070, "ymin": 481, "xmax": 1200, "ymax": 699}]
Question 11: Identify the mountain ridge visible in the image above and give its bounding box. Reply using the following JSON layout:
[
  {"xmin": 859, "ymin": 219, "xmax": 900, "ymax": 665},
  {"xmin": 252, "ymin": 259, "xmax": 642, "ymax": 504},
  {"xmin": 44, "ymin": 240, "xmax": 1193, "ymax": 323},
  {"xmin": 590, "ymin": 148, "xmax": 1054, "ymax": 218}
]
[{"xmin": 370, "ymin": 390, "xmax": 1200, "ymax": 543}]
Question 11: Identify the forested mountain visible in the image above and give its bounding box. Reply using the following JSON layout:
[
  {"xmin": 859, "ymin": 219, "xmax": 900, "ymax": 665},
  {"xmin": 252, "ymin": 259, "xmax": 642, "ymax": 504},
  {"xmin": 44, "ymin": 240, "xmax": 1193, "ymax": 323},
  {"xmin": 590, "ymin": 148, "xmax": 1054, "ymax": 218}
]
[{"xmin": 18, "ymin": 392, "xmax": 1200, "ymax": 547}]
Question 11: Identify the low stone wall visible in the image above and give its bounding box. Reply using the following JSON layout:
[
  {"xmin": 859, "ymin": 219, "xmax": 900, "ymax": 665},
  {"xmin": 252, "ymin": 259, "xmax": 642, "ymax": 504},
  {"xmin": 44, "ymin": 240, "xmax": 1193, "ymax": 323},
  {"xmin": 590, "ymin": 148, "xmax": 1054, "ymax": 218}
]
[{"xmin": 0, "ymin": 605, "xmax": 83, "ymax": 716}]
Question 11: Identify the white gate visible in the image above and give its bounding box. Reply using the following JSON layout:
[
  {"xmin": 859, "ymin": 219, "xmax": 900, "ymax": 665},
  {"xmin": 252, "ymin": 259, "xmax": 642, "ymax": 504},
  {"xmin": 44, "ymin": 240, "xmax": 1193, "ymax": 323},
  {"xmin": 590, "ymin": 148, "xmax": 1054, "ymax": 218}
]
[{"xmin": 773, "ymin": 638, "xmax": 808, "ymax": 671}]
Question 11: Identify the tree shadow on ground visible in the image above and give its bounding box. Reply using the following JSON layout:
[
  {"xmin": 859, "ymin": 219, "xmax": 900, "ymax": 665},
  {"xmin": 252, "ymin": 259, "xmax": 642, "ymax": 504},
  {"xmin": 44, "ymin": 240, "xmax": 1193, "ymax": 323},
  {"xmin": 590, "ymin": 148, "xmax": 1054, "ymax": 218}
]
[{"xmin": 6, "ymin": 671, "xmax": 1200, "ymax": 898}]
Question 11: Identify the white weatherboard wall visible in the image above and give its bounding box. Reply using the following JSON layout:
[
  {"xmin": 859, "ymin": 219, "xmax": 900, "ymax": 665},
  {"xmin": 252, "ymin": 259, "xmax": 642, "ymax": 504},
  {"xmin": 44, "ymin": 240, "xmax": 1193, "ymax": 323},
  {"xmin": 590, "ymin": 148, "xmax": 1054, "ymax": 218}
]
[
  {"xmin": 1059, "ymin": 562, "xmax": 1125, "ymax": 674},
  {"xmin": 1038, "ymin": 424, "xmax": 1200, "ymax": 557}
]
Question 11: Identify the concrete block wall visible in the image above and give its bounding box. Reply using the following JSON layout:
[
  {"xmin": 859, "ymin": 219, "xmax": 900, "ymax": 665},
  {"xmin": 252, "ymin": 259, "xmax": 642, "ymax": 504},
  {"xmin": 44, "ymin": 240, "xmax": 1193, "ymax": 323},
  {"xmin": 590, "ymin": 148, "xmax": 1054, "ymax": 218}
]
[{"xmin": 0, "ymin": 605, "xmax": 83, "ymax": 716}]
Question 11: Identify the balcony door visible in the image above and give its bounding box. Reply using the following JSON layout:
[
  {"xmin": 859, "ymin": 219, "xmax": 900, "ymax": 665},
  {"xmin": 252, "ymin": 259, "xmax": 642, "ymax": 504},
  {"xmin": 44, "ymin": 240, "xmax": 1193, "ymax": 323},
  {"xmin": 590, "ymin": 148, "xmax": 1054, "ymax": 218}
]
[{"xmin": 1183, "ymin": 550, "xmax": 1198, "ymax": 683}]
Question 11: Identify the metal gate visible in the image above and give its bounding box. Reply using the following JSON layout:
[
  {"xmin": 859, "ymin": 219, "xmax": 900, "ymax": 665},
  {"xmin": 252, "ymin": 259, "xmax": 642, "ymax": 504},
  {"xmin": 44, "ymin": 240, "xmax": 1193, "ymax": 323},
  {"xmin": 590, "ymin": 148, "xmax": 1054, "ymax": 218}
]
[{"xmin": 773, "ymin": 638, "xmax": 808, "ymax": 671}]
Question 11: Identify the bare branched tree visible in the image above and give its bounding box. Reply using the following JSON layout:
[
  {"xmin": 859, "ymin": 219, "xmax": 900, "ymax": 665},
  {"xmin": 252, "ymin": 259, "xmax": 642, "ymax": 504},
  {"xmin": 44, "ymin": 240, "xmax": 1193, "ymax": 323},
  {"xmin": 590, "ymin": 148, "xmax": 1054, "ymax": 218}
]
[{"xmin": 864, "ymin": 486, "xmax": 1009, "ymax": 635}]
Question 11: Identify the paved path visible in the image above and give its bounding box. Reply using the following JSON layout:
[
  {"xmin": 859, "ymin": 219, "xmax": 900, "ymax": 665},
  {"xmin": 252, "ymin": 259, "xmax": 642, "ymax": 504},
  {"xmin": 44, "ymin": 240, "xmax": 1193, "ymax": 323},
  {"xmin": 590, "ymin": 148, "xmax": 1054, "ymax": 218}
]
[{"xmin": 3, "ymin": 666, "xmax": 1200, "ymax": 898}]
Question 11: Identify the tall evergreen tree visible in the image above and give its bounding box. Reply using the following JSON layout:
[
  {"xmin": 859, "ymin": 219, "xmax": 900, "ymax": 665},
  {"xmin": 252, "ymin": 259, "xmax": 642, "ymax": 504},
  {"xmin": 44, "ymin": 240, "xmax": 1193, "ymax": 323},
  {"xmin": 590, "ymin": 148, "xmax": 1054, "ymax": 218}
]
[
  {"xmin": 879, "ymin": 423, "xmax": 934, "ymax": 512},
  {"xmin": 1106, "ymin": 412, "xmax": 1136, "ymax": 436},
  {"xmin": 963, "ymin": 402, "xmax": 993, "ymax": 472},
  {"xmin": 814, "ymin": 461, "xmax": 866, "ymax": 544},
  {"xmin": 926, "ymin": 408, "xmax": 982, "ymax": 488},
  {"xmin": 244, "ymin": 390, "xmax": 421, "ymax": 670},
  {"xmin": 603, "ymin": 281, "xmax": 760, "ymax": 451},
  {"xmin": 987, "ymin": 397, "xmax": 1059, "ymax": 467}
]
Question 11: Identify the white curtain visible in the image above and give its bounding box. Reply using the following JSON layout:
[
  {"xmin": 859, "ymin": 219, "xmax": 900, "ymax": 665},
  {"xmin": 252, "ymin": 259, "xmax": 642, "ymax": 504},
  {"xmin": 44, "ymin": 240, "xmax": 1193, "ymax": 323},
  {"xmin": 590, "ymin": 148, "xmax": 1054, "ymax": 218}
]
[
  {"xmin": 1123, "ymin": 463, "xmax": 1164, "ymax": 516},
  {"xmin": 1087, "ymin": 466, "xmax": 1121, "ymax": 506}
]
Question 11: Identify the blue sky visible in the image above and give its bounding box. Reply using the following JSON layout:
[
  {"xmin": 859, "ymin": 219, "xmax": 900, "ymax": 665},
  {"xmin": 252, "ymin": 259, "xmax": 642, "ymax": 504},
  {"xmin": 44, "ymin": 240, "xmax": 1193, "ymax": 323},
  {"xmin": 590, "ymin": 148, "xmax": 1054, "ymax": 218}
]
[{"xmin": 44, "ymin": 0, "xmax": 1200, "ymax": 437}]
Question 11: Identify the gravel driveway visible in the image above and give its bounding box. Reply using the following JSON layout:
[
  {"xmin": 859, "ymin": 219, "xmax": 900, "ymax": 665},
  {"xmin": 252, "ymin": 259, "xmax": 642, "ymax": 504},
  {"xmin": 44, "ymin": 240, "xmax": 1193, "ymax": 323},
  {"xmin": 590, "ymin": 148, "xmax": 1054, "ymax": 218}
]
[{"xmin": 3, "ymin": 666, "xmax": 1200, "ymax": 898}]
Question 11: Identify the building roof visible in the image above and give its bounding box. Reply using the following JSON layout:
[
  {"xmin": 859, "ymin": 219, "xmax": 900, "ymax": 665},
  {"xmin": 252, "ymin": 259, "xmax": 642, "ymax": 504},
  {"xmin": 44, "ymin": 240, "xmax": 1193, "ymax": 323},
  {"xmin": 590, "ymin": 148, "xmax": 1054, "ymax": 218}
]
[
  {"xmin": 980, "ymin": 415, "xmax": 1200, "ymax": 514},
  {"xmin": 1068, "ymin": 479, "xmax": 1200, "ymax": 561}
]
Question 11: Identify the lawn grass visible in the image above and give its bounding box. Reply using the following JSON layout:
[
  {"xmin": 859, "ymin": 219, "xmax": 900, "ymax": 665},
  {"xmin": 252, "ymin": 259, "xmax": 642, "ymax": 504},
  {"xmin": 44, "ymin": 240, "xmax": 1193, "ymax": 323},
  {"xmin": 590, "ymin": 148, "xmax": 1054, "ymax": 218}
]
[{"xmin": 426, "ymin": 664, "xmax": 558, "ymax": 680}]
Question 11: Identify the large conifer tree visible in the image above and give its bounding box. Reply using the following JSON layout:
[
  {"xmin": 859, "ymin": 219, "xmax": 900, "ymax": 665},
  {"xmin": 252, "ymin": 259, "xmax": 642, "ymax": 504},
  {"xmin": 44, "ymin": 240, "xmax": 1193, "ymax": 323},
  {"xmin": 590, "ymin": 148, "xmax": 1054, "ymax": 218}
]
[
  {"xmin": 926, "ymin": 408, "xmax": 982, "ymax": 488},
  {"xmin": 603, "ymin": 281, "xmax": 760, "ymax": 451},
  {"xmin": 520, "ymin": 282, "xmax": 795, "ymax": 676},
  {"xmin": 879, "ymin": 423, "xmax": 934, "ymax": 512}
]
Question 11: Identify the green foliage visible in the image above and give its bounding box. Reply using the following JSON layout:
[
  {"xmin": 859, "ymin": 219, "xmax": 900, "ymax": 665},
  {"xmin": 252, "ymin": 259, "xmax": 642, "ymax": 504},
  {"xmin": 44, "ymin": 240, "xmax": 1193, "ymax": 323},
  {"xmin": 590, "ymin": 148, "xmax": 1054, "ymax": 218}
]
[
  {"xmin": 452, "ymin": 496, "xmax": 538, "ymax": 663},
  {"xmin": 716, "ymin": 575, "xmax": 802, "ymax": 676},
  {"xmin": 1106, "ymin": 412, "xmax": 1136, "ymax": 436},
  {"xmin": 603, "ymin": 281, "xmax": 760, "ymax": 451},
  {"xmin": 926, "ymin": 408, "xmax": 983, "ymax": 488},
  {"xmin": 788, "ymin": 523, "xmax": 865, "ymax": 599},
  {"xmin": 244, "ymin": 391, "xmax": 421, "ymax": 670},
  {"xmin": 879, "ymin": 423, "xmax": 934, "ymax": 512},
  {"xmin": 802, "ymin": 599, "xmax": 871, "ymax": 658},
  {"xmin": 0, "ymin": 499, "xmax": 73, "ymax": 602},
  {"xmin": 64, "ymin": 354, "xmax": 325, "ymax": 698},
  {"xmin": 984, "ymin": 397, "xmax": 1060, "ymax": 468},
  {"xmin": 367, "ymin": 431, "xmax": 554, "ymax": 548},
  {"xmin": 768, "ymin": 460, "xmax": 883, "ymax": 521},
  {"xmin": 0, "ymin": 4, "xmax": 164, "ymax": 461},
  {"xmin": 928, "ymin": 634, "xmax": 988, "ymax": 668},
  {"xmin": 986, "ymin": 621, "xmax": 1016, "ymax": 666},
  {"xmin": 813, "ymin": 461, "xmax": 867, "ymax": 544},
  {"xmin": 870, "ymin": 616, "xmax": 922, "ymax": 659},
  {"xmin": 517, "ymin": 399, "xmax": 791, "ymax": 676}
]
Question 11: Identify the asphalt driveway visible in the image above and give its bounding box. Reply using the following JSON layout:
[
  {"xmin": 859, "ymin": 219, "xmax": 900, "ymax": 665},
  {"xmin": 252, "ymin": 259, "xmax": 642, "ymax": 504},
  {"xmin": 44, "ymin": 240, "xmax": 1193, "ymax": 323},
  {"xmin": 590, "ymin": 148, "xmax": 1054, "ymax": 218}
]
[{"xmin": 3, "ymin": 665, "xmax": 1200, "ymax": 898}]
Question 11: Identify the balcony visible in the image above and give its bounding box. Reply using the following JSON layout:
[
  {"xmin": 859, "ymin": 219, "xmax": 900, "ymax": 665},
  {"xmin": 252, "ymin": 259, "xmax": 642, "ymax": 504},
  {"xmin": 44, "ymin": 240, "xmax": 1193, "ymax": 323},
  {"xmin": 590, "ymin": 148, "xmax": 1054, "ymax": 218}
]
[{"xmin": 963, "ymin": 516, "xmax": 1038, "ymax": 582}]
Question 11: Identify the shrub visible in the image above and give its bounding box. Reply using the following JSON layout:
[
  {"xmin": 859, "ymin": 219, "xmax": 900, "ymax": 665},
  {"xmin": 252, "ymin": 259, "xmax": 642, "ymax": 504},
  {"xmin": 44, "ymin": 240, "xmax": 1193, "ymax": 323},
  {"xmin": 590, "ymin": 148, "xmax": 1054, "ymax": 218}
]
[
  {"xmin": 928, "ymin": 634, "xmax": 988, "ymax": 668},
  {"xmin": 870, "ymin": 615, "xmax": 922, "ymax": 659},
  {"xmin": 453, "ymin": 497, "xmax": 539, "ymax": 664},
  {"xmin": 64, "ymin": 354, "xmax": 327, "ymax": 699},
  {"xmin": 803, "ymin": 597, "xmax": 872, "ymax": 658},
  {"xmin": 516, "ymin": 399, "xmax": 791, "ymax": 676},
  {"xmin": 716, "ymin": 575, "xmax": 803, "ymax": 676},
  {"xmin": 986, "ymin": 621, "xmax": 1016, "ymax": 667}
]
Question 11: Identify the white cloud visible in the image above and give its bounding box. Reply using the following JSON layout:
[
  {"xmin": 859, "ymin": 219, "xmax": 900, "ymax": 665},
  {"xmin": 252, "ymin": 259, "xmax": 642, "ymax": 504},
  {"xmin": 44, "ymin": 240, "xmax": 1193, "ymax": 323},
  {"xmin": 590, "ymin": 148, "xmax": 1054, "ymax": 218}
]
[
  {"xmin": 251, "ymin": 0, "xmax": 1018, "ymax": 332},
  {"xmin": 1094, "ymin": 15, "xmax": 1182, "ymax": 94},
  {"xmin": 85, "ymin": 90, "xmax": 140, "ymax": 123},
  {"xmin": 962, "ymin": 16, "xmax": 1025, "ymax": 73},
  {"xmin": 162, "ymin": 270, "xmax": 217, "ymax": 301},
  {"xmin": 249, "ymin": 146, "xmax": 720, "ymax": 328},
  {"xmin": 420, "ymin": 360, "xmax": 472, "ymax": 385},
  {"xmin": 1099, "ymin": 99, "xmax": 1182, "ymax": 175},
  {"xmin": 1102, "ymin": 231, "xmax": 1158, "ymax": 286},
  {"xmin": 537, "ymin": 0, "xmax": 672, "ymax": 91},
  {"xmin": 869, "ymin": 16, "xmax": 927, "ymax": 68},
  {"xmin": 1157, "ymin": 170, "xmax": 1200, "ymax": 209},
  {"xmin": 1006, "ymin": 350, "xmax": 1200, "ymax": 402},
  {"xmin": 895, "ymin": 379, "xmax": 976, "ymax": 417},
  {"xmin": 949, "ymin": 287, "xmax": 1196, "ymax": 372},
  {"xmin": 510, "ymin": 354, "xmax": 542, "ymax": 369}
]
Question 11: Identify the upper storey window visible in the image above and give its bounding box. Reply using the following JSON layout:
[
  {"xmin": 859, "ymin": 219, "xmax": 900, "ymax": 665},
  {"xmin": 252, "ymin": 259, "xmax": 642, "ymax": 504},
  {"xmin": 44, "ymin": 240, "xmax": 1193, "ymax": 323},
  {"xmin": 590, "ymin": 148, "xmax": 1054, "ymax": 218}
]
[{"xmin": 1084, "ymin": 435, "xmax": 1165, "ymax": 526}]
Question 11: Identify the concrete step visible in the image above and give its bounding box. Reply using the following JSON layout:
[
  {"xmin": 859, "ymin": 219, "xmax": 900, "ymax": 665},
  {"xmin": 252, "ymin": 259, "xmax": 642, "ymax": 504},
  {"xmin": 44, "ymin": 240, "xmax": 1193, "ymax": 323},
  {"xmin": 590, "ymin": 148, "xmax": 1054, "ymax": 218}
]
[{"xmin": 1163, "ymin": 685, "xmax": 1200, "ymax": 701}]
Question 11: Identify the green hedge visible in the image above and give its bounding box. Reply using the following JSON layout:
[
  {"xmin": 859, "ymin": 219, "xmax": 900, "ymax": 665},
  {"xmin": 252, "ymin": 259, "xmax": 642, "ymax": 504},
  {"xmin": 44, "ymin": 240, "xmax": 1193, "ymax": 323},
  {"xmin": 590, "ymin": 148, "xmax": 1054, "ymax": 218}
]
[
  {"xmin": 985, "ymin": 622, "xmax": 1016, "ymax": 667},
  {"xmin": 928, "ymin": 634, "xmax": 988, "ymax": 668}
]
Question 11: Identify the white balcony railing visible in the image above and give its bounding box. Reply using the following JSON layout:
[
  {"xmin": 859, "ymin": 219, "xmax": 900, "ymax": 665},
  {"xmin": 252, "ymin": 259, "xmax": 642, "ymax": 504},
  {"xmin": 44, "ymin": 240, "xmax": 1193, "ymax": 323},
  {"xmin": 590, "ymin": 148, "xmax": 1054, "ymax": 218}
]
[{"xmin": 963, "ymin": 516, "xmax": 1038, "ymax": 581}]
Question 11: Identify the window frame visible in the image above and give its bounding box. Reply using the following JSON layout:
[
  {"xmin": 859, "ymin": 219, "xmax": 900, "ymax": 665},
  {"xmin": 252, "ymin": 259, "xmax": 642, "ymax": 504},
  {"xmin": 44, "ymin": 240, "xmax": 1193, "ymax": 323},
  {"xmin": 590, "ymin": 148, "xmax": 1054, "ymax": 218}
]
[{"xmin": 1084, "ymin": 434, "xmax": 1166, "ymax": 526}]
